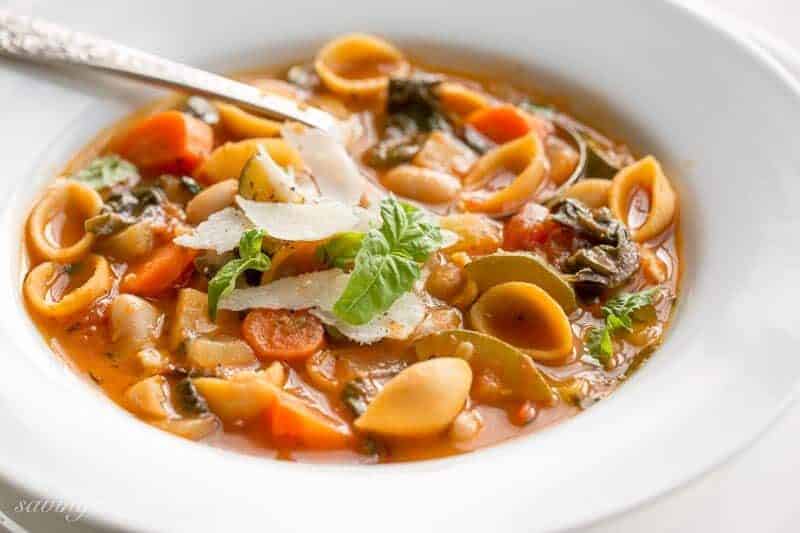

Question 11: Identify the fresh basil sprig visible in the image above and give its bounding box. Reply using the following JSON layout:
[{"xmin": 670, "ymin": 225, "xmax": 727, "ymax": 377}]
[
  {"xmin": 207, "ymin": 229, "xmax": 271, "ymax": 319},
  {"xmin": 585, "ymin": 288, "xmax": 658, "ymax": 364},
  {"xmin": 331, "ymin": 197, "xmax": 443, "ymax": 325},
  {"xmin": 72, "ymin": 155, "xmax": 139, "ymax": 190}
]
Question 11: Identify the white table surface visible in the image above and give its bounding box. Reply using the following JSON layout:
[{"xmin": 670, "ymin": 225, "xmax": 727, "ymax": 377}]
[
  {"xmin": 1, "ymin": 1, "xmax": 799, "ymax": 532},
  {"xmin": 587, "ymin": 1, "xmax": 800, "ymax": 532}
]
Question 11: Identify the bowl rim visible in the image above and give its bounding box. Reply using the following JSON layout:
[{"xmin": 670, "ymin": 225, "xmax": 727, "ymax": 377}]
[{"xmin": 2, "ymin": 1, "xmax": 800, "ymax": 532}]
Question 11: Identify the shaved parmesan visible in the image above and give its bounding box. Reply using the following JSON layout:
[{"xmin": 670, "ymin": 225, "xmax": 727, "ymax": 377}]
[
  {"xmin": 237, "ymin": 196, "xmax": 371, "ymax": 241},
  {"xmin": 281, "ymin": 123, "xmax": 364, "ymax": 205},
  {"xmin": 173, "ymin": 208, "xmax": 253, "ymax": 253},
  {"xmin": 220, "ymin": 269, "xmax": 349, "ymax": 311},
  {"xmin": 311, "ymin": 292, "xmax": 426, "ymax": 344},
  {"xmin": 254, "ymin": 146, "xmax": 304, "ymax": 203},
  {"xmin": 220, "ymin": 269, "xmax": 426, "ymax": 344}
]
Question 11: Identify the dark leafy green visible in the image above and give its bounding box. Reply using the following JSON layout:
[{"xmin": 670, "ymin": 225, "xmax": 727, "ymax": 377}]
[
  {"xmin": 550, "ymin": 199, "xmax": 639, "ymax": 292},
  {"xmin": 386, "ymin": 76, "xmax": 451, "ymax": 134},
  {"xmin": 585, "ymin": 288, "xmax": 659, "ymax": 363},
  {"xmin": 207, "ymin": 229, "xmax": 271, "ymax": 319},
  {"xmin": 85, "ymin": 185, "xmax": 167, "ymax": 236},
  {"xmin": 341, "ymin": 378, "xmax": 371, "ymax": 417},
  {"xmin": 365, "ymin": 134, "xmax": 426, "ymax": 168},
  {"xmin": 180, "ymin": 176, "xmax": 202, "ymax": 195},
  {"xmin": 174, "ymin": 378, "xmax": 209, "ymax": 415},
  {"xmin": 71, "ymin": 155, "xmax": 139, "ymax": 190},
  {"xmin": 332, "ymin": 197, "xmax": 443, "ymax": 325}
]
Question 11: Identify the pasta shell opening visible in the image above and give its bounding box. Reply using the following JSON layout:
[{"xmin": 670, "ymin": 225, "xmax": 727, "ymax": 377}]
[
  {"xmin": 565, "ymin": 178, "xmax": 612, "ymax": 208},
  {"xmin": 27, "ymin": 179, "xmax": 103, "ymax": 263},
  {"xmin": 24, "ymin": 254, "xmax": 113, "ymax": 319},
  {"xmin": 461, "ymin": 134, "xmax": 547, "ymax": 215},
  {"xmin": 315, "ymin": 33, "xmax": 409, "ymax": 98},
  {"xmin": 609, "ymin": 156, "xmax": 677, "ymax": 242},
  {"xmin": 469, "ymin": 282, "xmax": 573, "ymax": 362}
]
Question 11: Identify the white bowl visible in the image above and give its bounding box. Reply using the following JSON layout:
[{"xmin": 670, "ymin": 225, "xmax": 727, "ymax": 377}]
[{"xmin": 1, "ymin": 1, "xmax": 800, "ymax": 532}]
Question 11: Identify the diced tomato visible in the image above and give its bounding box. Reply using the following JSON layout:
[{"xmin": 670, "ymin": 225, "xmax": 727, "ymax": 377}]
[{"xmin": 504, "ymin": 203, "xmax": 585, "ymax": 264}]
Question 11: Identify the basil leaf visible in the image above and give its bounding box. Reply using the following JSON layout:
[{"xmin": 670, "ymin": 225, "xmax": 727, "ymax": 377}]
[
  {"xmin": 332, "ymin": 197, "xmax": 442, "ymax": 325},
  {"xmin": 319, "ymin": 231, "xmax": 365, "ymax": 269},
  {"xmin": 586, "ymin": 327, "xmax": 613, "ymax": 363},
  {"xmin": 72, "ymin": 155, "xmax": 139, "ymax": 190},
  {"xmin": 207, "ymin": 229, "xmax": 271, "ymax": 319}
]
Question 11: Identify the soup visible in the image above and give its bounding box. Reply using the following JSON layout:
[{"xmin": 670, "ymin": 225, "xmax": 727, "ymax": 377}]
[{"xmin": 21, "ymin": 33, "xmax": 680, "ymax": 464}]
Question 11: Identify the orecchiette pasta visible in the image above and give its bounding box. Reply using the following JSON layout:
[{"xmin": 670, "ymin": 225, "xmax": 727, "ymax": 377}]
[
  {"xmin": 27, "ymin": 179, "xmax": 103, "ymax": 263},
  {"xmin": 609, "ymin": 156, "xmax": 677, "ymax": 242},
  {"xmin": 315, "ymin": 33, "xmax": 409, "ymax": 97},
  {"xmin": 436, "ymin": 82, "xmax": 491, "ymax": 118},
  {"xmin": 216, "ymin": 102, "xmax": 282, "ymax": 139},
  {"xmin": 461, "ymin": 133, "xmax": 547, "ymax": 215},
  {"xmin": 565, "ymin": 178, "xmax": 612, "ymax": 208},
  {"xmin": 24, "ymin": 254, "xmax": 113, "ymax": 319}
]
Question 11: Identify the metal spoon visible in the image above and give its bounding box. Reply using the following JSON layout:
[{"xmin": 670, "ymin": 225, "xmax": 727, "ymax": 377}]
[{"xmin": 0, "ymin": 10, "xmax": 338, "ymax": 133}]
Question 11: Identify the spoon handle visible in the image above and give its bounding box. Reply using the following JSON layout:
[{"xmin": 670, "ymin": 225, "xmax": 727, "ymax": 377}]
[{"xmin": 0, "ymin": 10, "xmax": 337, "ymax": 132}]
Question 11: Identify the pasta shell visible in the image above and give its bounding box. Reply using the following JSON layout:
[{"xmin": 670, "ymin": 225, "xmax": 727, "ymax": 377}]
[
  {"xmin": 195, "ymin": 138, "xmax": 303, "ymax": 184},
  {"xmin": 354, "ymin": 358, "xmax": 472, "ymax": 438},
  {"xmin": 461, "ymin": 134, "xmax": 547, "ymax": 215},
  {"xmin": 609, "ymin": 156, "xmax": 677, "ymax": 242},
  {"xmin": 436, "ymin": 82, "xmax": 491, "ymax": 118},
  {"xmin": 24, "ymin": 254, "xmax": 113, "ymax": 319},
  {"xmin": 564, "ymin": 178, "xmax": 612, "ymax": 208},
  {"xmin": 216, "ymin": 102, "xmax": 282, "ymax": 139},
  {"xmin": 27, "ymin": 179, "xmax": 103, "ymax": 263},
  {"xmin": 468, "ymin": 282, "xmax": 573, "ymax": 362},
  {"xmin": 315, "ymin": 33, "xmax": 409, "ymax": 98}
]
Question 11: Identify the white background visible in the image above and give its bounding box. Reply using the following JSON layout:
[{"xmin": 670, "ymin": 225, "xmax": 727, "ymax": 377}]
[
  {"xmin": 586, "ymin": 1, "xmax": 800, "ymax": 532},
  {"xmin": 1, "ymin": 1, "xmax": 799, "ymax": 532}
]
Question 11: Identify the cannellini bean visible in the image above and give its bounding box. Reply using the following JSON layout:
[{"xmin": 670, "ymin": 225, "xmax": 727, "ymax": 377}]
[
  {"xmin": 381, "ymin": 165, "xmax": 461, "ymax": 204},
  {"xmin": 110, "ymin": 294, "xmax": 164, "ymax": 352},
  {"xmin": 186, "ymin": 179, "xmax": 238, "ymax": 224},
  {"xmin": 354, "ymin": 358, "xmax": 472, "ymax": 438},
  {"xmin": 449, "ymin": 409, "xmax": 483, "ymax": 442}
]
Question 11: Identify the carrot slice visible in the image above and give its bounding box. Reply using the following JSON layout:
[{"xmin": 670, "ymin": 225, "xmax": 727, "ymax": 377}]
[
  {"xmin": 121, "ymin": 243, "xmax": 197, "ymax": 296},
  {"xmin": 268, "ymin": 389, "xmax": 352, "ymax": 449},
  {"xmin": 467, "ymin": 104, "xmax": 553, "ymax": 144},
  {"xmin": 111, "ymin": 111, "xmax": 213, "ymax": 174},
  {"xmin": 242, "ymin": 309, "xmax": 325, "ymax": 360}
]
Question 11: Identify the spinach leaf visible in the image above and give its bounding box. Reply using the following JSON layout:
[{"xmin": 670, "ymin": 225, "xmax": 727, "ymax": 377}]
[
  {"xmin": 551, "ymin": 199, "xmax": 640, "ymax": 292},
  {"xmin": 365, "ymin": 134, "xmax": 426, "ymax": 168},
  {"xmin": 585, "ymin": 288, "xmax": 658, "ymax": 363},
  {"xmin": 332, "ymin": 197, "xmax": 443, "ymax": 325},
  {"xmin": 71, "ymin": 155, "xmax": 139, "ymax": 190},
  {"xmin": 207, "ymin": 229, "xmax": 271, "ymax": 319},
  {"xmin": 386, "ymin": 76, "xmax": 451, "ymax": 134}
]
